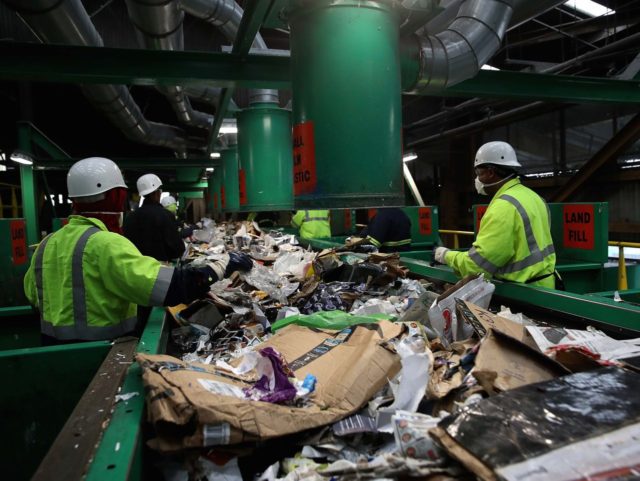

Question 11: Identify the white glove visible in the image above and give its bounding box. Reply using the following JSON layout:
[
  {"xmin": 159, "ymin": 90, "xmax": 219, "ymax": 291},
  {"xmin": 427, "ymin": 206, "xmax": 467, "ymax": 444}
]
[
  {"xmin": 434, "ymin": 247, "xmax": 450, "ymax": 264},
  {"xmin": 207, "ymin": 253, "xmax": 230, "ymax": 280}
]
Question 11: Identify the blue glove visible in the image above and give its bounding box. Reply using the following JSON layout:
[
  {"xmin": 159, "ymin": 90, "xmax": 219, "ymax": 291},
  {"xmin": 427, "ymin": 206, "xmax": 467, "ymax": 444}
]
[{"xmin": 224, "ymin": 251, "xmax": 253, "ymax": 277}]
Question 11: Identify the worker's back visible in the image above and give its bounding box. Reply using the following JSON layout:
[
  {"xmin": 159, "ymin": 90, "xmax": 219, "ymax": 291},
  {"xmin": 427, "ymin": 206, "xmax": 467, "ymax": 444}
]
[
  {"xmin": 123, "ymin": 200, "xmax": 185, "ymax": 261},
  {"xmin": 365, "ymin": 208, "xmax": 412, "ymax": 252},
  {"xmin": 24, "ymin": 216, "xmax": 168, "ymax": 340},
  {"xmin": 291, "ymin": 210, "xmax": 331, "ymax": 239}
]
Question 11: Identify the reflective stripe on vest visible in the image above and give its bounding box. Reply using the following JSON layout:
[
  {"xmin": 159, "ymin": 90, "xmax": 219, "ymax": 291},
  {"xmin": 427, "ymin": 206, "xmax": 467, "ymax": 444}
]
[
  {"xmin": 382, "ymin": 238, "xmax": 411, "ymax": 247},
  {"xmin": 469, "ymin": 194, "xmax": 555, "ymax": 276},
  {"xmin": 304, "ymin": 211, "xmax": 329, "ymax": 222},
  {"xmin": 36, "ymin": 227, "xmax": 138, "ymax": 341}
]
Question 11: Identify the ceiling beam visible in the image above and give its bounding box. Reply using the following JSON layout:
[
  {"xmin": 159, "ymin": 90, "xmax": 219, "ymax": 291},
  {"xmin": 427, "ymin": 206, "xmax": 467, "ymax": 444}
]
[
  {"xmin": 551, "ymin": 112, "xmax": 640, "ymax": 202},
  {"xmin": 208, "ymin": 0, "xmax": 278, "ymax": 153},
  {"xmin": 33, "ymin": 158, "xmax": 218, "ymax": 169},
  {"xmin": 416, "ymin": 70, "xmax": 640, "ymax": 104},
  {"xmin": 0, "ymin": 42, "xmax": 290, "ymax": 89}
]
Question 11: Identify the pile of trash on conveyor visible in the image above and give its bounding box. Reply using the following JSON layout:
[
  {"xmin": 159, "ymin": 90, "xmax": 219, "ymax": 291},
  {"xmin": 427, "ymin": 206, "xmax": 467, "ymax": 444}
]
[{"xmin": 136, "ymin": 219, "xmax": 640, "ymax": 481}]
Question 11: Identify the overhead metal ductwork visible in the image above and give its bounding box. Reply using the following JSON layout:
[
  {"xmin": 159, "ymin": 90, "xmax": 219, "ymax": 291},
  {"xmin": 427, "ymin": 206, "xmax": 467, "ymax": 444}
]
[
  {"xmin": 2, "ymin": 0, "xmax": 191, "ymax": 154},
  {"xmin": 180, "ymin": 0, "xmax": 279, "ymax": 106},
  {"xmin": 125, "ymin": 0, "xmax": 214, "ymax": 130},
  {"xmin": 403, "ymin": 0, "xmax": 568, "ymax": 92}
]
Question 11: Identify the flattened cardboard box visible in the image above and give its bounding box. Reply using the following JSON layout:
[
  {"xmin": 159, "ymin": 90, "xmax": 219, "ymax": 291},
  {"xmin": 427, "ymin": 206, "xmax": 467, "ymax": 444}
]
[
  {"xmin": 455, "ymin": 299, "xmax": 526, "ymax": 341},
  {"xmin": 473, "ymin": 329, "xmax": 570, "ymax": 393},
  {"xmin": 138, "ymin": 321, "xmax": 403, "ymax": 451}
]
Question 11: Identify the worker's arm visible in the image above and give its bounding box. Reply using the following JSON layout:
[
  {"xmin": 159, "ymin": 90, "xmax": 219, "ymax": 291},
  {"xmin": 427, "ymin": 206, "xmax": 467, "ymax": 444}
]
[
  {"xmin": 291, "ymin": 210, "xmax": 304, "ymax": 229},
  {"xmin": 364, "ymin": 214, "xmax": 387, "ymax": 248},
  {"xmin": 445, "ymin": 200, "xmax": 517, "ymax": 278},
  {"xmin": 23, "ymin": 250, "xmax": 38, "ymax": 306},
  {"xmin": 97, "ymin": 233, "xmax": 252, "ymax": 306}
]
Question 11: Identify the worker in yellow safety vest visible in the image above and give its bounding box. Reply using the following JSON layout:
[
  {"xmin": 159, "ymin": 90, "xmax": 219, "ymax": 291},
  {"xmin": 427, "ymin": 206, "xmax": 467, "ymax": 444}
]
[
  {"xmin": 434, "ymin": 141, "xmax": 557, "ymax": 289},
  {"xmin": 24, "ymin": 157, "xmax": 252, "ymax": 344},
  {"xmin": 291, "ymin": 210, "xmax": 331, "ymax": 239}
]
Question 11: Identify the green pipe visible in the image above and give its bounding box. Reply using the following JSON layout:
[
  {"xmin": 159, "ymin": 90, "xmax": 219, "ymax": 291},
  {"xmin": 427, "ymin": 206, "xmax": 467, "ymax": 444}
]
[
  {"xmin": 220, "ymin": 146, "xmax": 239, "ymax": 212},
  {"xmin": 237, "ymin": 104, "xmax": 293, "ymax": 212},
  {"xmin": 18, "ymin": 124, "xmax": 39, "ymax": 244},
  {"xmin": 289, "ymin": 0, "xmax": 404, "ymax": 208}
]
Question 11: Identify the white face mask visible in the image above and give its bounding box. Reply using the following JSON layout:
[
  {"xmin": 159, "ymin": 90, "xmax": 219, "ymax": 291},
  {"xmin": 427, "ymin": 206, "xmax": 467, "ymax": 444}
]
[
  {"xmin": 475, "ymin": 177, "xmax": 488, "ymax": 195},
  {"xmin": 474, "ymin": 174, "xmax": 515, "ymax": 196}
]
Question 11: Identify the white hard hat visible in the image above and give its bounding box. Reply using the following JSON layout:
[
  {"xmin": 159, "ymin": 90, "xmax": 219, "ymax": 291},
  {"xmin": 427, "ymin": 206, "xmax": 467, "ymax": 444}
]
[
  {"xmin": 137, "ymin": 173, "xmax": 162, "ymax": 196},
  {"xmin": 474, "ymin": 141, "xmax": 522, "ymax": 169},
  {"xmin": 67, "ymin": 157, "xmax": 127, "ymax": 198},
  {"xmin": 161, "ymin": 195, "xmax": 177, "ymax": 207}
]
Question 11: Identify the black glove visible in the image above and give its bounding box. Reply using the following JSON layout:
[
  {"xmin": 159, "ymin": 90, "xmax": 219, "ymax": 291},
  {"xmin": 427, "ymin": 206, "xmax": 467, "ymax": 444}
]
[
  {"xmin": 224, "ymin": 251, "xmax": 253, "ymax": 277},
  {"xmin": 181, "ymin": 226, "xmax": 194, "ymax": 238},
  {"xmin": 164, "ymin": 265, "xmax": 216, "ymax": 306}
]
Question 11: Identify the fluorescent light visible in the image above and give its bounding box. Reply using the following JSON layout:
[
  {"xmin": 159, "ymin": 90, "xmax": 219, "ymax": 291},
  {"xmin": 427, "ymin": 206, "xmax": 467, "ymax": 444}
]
[
  {"xmin": 622, "ymin": 158, "xmax": 640, "ymax": 164},
  {"xmin": 219, "ymin": 126, "xmax": 238, "ymax": 134},
  {"xmin": 563, "ymin": 0, "xmax": 614, "ymax": 17},
  {"xmin": 206, "ymin": 167, "xmax": 214, "ymax": 172},
  {"xmin": 622, "ymin": 164, "xmax": 640, "ymax": 170},
  {"xmin": 0, "ymin": 153, "xmax": 5, "ymax": 161},
  {"xmin": 481, "ymin": 64, "xmax": 500, "ymax": 71},
  {"xmin": 527, "ymin": 171, "xmax": 555, "ymax": 178},
  {"xmin": 10, "ymin": 151, "xmax": 33, "ymax": 165},
  {"xmin": 209, "ymin": 152, "xmax": 221, "ymax": 159},
  {"xmin": 403, "ymin": 153, "xmax": 418, "ymax": 162},
  {"xmin": 0, "ymin": 164, "xmax": 6, "ymax": 172}
]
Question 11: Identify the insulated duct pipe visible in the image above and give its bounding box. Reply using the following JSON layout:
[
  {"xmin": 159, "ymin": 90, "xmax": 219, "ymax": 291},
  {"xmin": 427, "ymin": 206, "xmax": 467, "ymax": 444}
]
[
  {"xmin": 125, "ymin": 0, "xmax": 214, "ymax": 130},
  {"xmin": 179, "ymin": 0, "xmax": 279, "ymax": 105},
  {"xmin": 403, "ymin": 0, "xmax": 567, "ymax": 92},
  {"xmin": 2, "ymin": 0, "xmax": 191, "ymax": 154}
]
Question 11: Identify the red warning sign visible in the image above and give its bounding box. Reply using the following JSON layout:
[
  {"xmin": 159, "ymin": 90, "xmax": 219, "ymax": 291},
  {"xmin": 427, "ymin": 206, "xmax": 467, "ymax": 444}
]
[
  {"xmin": 418, "ymin": 207, "xmax": 432, "ymax": 236},
  {"xmin": 563, "ymin": 204, "xmax": 594, "ymax": 250},
  {"xmin": 214, "ymin": 193, "xmax": 218, "ymax": 210},
  {"xmin": 293, "ymin": 122, "xmax": 317, "ymax": 195},
  {"xmin": 344, "ymin": 210, "xmax": 352, "ymax": 231},
  {"xmin": 239, "ymin": 169, "xmax": 247, "ymax": 206},
  {"xmin": 221, "ymin": 186, "xmax": 226, "ymax": 209},
  {"xmin": 368, "ymin": 209, "xmax": 377, "ymax": 220},
  {"xmin": 10, "ymin": 220, "xmax": 26, "ymax": 265},
  {"xmin": 476, "ymin": 205, "xmax": 488, "ymax": 231}
]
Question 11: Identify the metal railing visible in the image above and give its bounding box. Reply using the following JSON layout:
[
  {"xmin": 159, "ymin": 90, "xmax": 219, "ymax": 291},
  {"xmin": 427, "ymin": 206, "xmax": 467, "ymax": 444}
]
[
  {"xmin": 439, "ymin": 229, "xmax": 474, "ymax": 249},
  {"xmin": 438, "ymin": 231, "xmax": 639, "ymax": 291},
  {"xmin": 609, "ymin": 241, "xmax": 640, "ymax": 290}
]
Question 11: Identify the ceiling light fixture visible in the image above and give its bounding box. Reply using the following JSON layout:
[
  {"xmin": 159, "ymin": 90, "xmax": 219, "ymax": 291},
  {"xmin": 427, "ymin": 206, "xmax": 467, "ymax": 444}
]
[
  {"xmin": 403, "ymin": 153, "xmax": 418, "ymax": 162},
  {"xmin": 219, "ymin": 126, "xmax": 238, "ymax": 134},
  {"xmin": 563, "ymin": 0, "xmax": 614, "ymax": 17},
  {"xmin": 206, "ymin": 167, "xmax": 214, "ymax": 172},
  {"xmin": 209, "ymin": 152, "xmax": 221, "ymax": 159},
  {"xmin": 10, "ymin": 150, "xmax": 34, "ymax": 166},
  {"xmin": 481, "ymin": 64, "xmax": 500, "ymax": 71}
]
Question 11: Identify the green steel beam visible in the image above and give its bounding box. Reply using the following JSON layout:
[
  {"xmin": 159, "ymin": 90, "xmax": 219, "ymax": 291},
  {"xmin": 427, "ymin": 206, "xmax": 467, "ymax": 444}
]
[
  {"xmin": 0, "ymin": 305, "xmax": 33, "ymax": 318},
  {"xmin": 85, "ymin": 307, "xmax": 167, "ymax": 481},
  {"xmin": 0, "ymin": 42, "xmax": 290, "ymax": 89},
  {"xmin": 21, "ymin": 122, "xmax": 72, "ymax": 160},
  {"xmin": 163, "ymin": 181, "xmax": 208, "ymax": 191},
  {"xmin": 422, "ymin": 70, "xmax": 640, "ymax": 104},
  {"xmin": 208, "ymin": 0, "xmax": 276, "ymax": 153},
  {"xmin": 18, "ymin": 124, "xmax": 39, "ymax": 245},
  {"xmin": 33, "ymin": 158, "xmax": 217, "ymax": 169},
  {"xmin": 208, "ymin": 88, "xmax": 236, "ymax": 153}
]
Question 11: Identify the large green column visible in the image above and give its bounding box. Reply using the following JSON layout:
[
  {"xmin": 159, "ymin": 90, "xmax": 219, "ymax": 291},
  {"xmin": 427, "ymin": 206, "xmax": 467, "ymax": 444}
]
[
  {"xmin": 220, "ymin": 146, "xmax": 239, "ymax": 212},
  {"xmin": 237, "ymin": 104, "xmax": 293, "ymax": 212},
  {"xmin": 17, "ymin": 124, "xmax": 38, "ymax": 244},
  {"xmin": 289, "ymin": 0, "xmax": 403, "ymax": 208}
]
